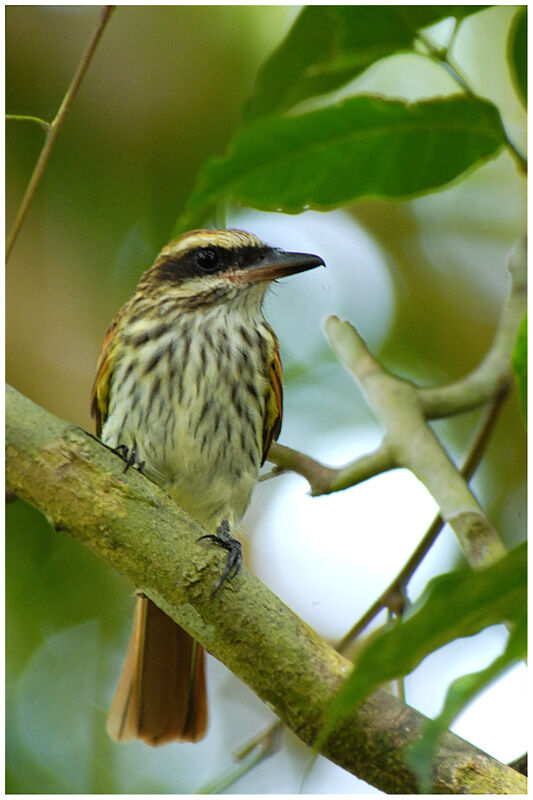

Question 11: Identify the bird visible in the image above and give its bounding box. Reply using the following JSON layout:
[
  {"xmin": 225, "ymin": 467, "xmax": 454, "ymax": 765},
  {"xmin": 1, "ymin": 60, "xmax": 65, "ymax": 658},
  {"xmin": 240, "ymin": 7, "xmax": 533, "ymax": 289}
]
[{"xmin": 91, "ymin": 228, "xmax": 324, "ymax": 746}]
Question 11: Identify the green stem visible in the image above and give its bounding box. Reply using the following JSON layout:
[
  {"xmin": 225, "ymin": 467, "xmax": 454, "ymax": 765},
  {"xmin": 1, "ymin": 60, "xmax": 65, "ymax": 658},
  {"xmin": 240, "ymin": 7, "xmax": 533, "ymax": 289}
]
[
  {"xmin": 6, "ymin": 114, "xmax": 51, "ymax": 132},
  {"xmin": 197, "ymin": 722, "xmax": 282, "ymax": 794},
  {"xmin": 197, "ymin": 748, "xmax": 267, "ymax": 794},
  {"xmin": 6, "ymin": 6, "xmax": 115, "ymax": 263}
]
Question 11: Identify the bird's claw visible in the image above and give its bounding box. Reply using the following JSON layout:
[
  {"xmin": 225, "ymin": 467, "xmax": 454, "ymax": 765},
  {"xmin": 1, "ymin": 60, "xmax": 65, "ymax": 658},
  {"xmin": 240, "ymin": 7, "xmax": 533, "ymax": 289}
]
[
  {"xmin": 114, "ymin": 444, "xmax": 145, "ymax": 474},
  {"xmin": 198, "ymin": 520, "xmax": 242, "ymax": 596}
]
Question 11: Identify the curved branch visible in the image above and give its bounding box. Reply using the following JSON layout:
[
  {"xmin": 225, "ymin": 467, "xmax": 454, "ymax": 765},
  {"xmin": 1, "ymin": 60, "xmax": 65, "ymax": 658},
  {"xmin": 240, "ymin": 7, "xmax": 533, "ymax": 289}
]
[
  {"xmin": 269, "ymin": 241, "xmax": 526, "ymax": 572},
  {"xmin": 324, "ymin": 316, "xmax": 505, "ymax": 569},
  {"xmin": 266, "ymin": 441, "xmax": 339, "ymax": 494},
  {"xmin": 269, "ymin": 240, "xmax": 525, "ymax": 498},
  {"xmin": 267, "ymin": 441, "xmax": 394, "ymax": 496},
  {"xmin": 419, "ymin": 238, "xmax": 526, "ymax": 417},
  {"xmin": 337, "ymin": 392, "xmax": 508, "ymax": 653},
  {"xmin": 5, "ymin": 385, "xmax": 525, "ymax": 794}
]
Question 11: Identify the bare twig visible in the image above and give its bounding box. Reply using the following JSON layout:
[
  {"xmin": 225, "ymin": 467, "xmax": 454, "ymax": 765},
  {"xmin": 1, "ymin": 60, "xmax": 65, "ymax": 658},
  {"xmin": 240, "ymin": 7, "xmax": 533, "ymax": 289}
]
[
  {"xmin": 258, "ymin": 465, "xmax": 287, "ymax": 482},
  {"xmin": 325, "ymin": 315, "xmax": 505, "ymax": 570},
  {"xmin": 325, "ymin": 444, "xmax": 394, "ymax": 495},
  {"xmin": 268, "ymin": 242, "xmax": 525, "ymax": 503},
  {"xmin": 266, "ymin": 440, "xmax": 394, "ymax": 495},
  {"xmin": 6, "ymin": 6, "xmax": 115, "ymax": 262},
  {"xmin": 337, "ymin": 392, "xmax": 507, "ymax": 653},
  {"xmin": 268, "ymin": 242, "xmax": 525, "ymax": 572},
  {"xmin": 420, "ymin": 239, "xmax": 527, "ymax": 417},
  {"xmin": 197, "ymin": 721, "xmax": 283, "ymax": 794},
  {"xmin": 266, "ymin": 442, "xmax": 337, "ymax": 492},
  {"xmin": 416, "ymin": 29, "xmax": 527, "ymax": 174}
]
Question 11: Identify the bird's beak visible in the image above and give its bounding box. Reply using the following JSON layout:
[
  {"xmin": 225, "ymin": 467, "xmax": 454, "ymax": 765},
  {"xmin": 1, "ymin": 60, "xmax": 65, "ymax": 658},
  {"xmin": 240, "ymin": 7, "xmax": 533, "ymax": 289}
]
[{"xmin": 236, "ymin": 249, "xmax": 325, "ymax": 284}]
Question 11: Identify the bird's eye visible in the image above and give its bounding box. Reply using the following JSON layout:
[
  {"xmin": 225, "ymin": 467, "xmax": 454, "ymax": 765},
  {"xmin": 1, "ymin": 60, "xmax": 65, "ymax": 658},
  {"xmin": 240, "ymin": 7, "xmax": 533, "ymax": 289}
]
[{"xmin": 196, "ymin": 246, "xmax": 219, "ymax": 271}]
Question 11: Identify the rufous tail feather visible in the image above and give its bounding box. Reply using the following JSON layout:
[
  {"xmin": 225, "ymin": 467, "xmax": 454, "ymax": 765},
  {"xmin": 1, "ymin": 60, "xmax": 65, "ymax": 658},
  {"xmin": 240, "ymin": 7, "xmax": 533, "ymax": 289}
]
[{"xmin": 107, "ymin": 595, "xmax": 207, "ymax": 745}]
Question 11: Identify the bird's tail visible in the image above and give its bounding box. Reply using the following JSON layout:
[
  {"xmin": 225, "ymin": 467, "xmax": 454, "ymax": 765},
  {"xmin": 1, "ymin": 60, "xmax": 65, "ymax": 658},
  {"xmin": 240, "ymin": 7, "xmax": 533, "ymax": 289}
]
[{"xmin": 107, "ymin": 593, "xmax": 207, "ymax": 745}]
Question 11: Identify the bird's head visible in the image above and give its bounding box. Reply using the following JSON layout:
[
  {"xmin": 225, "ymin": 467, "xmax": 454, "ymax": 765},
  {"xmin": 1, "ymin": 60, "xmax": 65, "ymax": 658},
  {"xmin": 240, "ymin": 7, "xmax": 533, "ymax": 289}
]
[{"xmin": 141, "ymin": 229, "xmax": 324, "ymax": 309}]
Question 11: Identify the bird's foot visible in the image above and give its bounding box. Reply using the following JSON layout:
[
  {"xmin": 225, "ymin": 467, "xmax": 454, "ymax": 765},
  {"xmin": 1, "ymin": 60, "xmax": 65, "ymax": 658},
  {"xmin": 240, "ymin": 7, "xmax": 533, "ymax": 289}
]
[
  {"xmin": 198, "ymin": 519, "xmax": 242, "ymax": 596},
  {"xmin": 114, "ymin": 444, "xmax": 145, "ymax": 474}
]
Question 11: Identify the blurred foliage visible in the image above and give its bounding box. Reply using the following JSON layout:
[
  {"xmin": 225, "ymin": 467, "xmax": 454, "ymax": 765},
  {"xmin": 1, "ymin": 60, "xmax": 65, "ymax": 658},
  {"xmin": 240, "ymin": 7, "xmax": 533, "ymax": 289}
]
[
  {"xmin": 512, "ymin": 314, "xmax": 527, "ymax": 425},
  {"xmin": 407, "ymin": 611, "xmax": 526, "ymax": 790},
  {"xmin": 244, "ymin": 6, "xmax": 487, "ymax": 119},
  {"xmin": 6, "ymin": 5, "xmax": 526, "ymax": 794},
  {"xmin": 320, "ymin": 542, "xmax": 526, "ymax": 786},
  {"xmin": 507, "ymin": 7, "xmax": 527, "ymax": 108}
]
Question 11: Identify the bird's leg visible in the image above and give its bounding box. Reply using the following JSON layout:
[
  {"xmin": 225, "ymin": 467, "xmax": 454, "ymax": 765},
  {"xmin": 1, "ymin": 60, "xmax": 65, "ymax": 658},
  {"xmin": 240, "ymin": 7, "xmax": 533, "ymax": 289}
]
[
  {"xmin": 113, "ymin": 444, "xmax": 145, "ymax": 474},
  {"xmin": 198, "ymin": 519, "xmax": 243, "ymax": 596}
]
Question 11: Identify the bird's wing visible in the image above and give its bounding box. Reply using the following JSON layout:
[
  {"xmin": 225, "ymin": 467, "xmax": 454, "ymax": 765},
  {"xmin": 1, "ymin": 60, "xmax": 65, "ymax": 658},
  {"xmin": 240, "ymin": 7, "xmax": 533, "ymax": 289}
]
[
  {"xmin": 90, "ymin": 309, "xmax": 124, "ymax": 436},
  {"xmin": 261, "ymin": 333, "xmax": 283, "ymax": 466}
]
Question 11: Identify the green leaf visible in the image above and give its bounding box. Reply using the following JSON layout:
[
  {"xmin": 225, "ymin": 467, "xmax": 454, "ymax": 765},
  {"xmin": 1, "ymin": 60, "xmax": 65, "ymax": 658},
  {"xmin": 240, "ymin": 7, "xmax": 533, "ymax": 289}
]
[
  {"xmin": 406, "ymin": 615, "xmax": 526, "ymax": 792},
  {"xmin": 507, "ymin": 7, "xmax": 527, "ymax": 108},
  {"xmin": 245, "ymin": 6, "xmax": 488, "ymax": 120},
  {"xmin": 319, "ymin": 542, "xmax": 526, "ymax": 747},
  {"xmin": 178, "ymin": 95, "xmax": 506, "ymax": 230},
  {"xmin": 512, "ymin": 314, "xmax": 527, "ymax": 425}
]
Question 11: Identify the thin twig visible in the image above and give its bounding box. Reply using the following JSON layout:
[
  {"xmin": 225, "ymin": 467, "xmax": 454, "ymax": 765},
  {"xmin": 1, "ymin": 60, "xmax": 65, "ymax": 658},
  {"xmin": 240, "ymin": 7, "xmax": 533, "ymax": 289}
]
[
  {"xmin": 329, "ymin": 444, "xmax": 394, "ymax": 494},
  {"xmin": 444, "ymin": 17, "xmax": 461, "ymax": 59},
  {"xmin": 258, "ymin": 466, "xmax": 287, "ymax": 482},
  {"xmin": 327, "ymin": 314, "xmax": 506, "ymax": 568},
  {"xmin": 337, "ymin": 392, "xmax": 507, "ymax": 653},
  {"xmin": 416, "ymin": 29, "xmax": 527, "ymax": 173},
  {"xmin": 299, "ymin": 748, "xmax": 320, "ymax": 793},
  {"xmin": 420, "ymin": 238, "xmax": 526, "ymax": 419},
  {"xmin": 417, "ymin": 30, "xmax": 473, "ymax": 96},
  {"xmin": 266, "ymin": 441, "xmax": 338, "ymax": 494},
  {"xmin": 268, "ymin": 241, "xmax": 524, "ymax": 505},
  {"xmin": 6, "ymin": 6, "xmax": 115, "ymax": 262},
  {"xmin": 196, "ymin": 747, "xmax": 266, "ymax": 794},
  {"xmin": 388, "ymin": 612, "xmax": 407, "ymax": 703},
  {"xmin": 266, "ymin": 441, "xmax": 394, "ymax": 494},
  {"xmin": 396, "ymin": 676, "xmax": 406, "ymax": 703},
  {"xmin": 6, "ymin": 114, "xmax": 51, "ymax": 132},
  {"xmin": 196, "ymin": 721, "xmax": 283, "ymax": 794}
]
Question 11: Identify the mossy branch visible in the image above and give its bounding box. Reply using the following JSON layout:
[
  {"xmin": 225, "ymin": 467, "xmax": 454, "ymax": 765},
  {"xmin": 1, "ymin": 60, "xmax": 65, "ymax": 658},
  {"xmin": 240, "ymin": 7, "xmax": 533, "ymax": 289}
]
[{"xmin": 5, "ymin": 385, "xmax": 526, "ymax": 794}]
